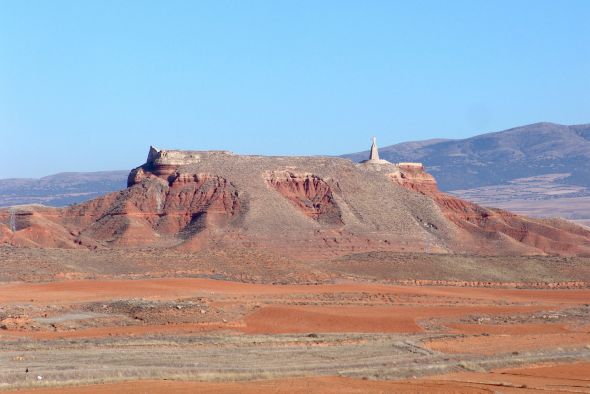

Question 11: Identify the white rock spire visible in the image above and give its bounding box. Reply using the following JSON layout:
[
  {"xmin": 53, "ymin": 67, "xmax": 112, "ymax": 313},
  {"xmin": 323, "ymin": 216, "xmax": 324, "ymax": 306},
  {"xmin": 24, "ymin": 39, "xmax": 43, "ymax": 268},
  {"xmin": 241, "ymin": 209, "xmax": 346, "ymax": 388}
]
[
  {"xmin": 360, "ymin": 137, "xmax": 390, "ymax": 164},
  {"xmin": 370, "ymin": 137, "xmax": 380, "ymax": 161}
]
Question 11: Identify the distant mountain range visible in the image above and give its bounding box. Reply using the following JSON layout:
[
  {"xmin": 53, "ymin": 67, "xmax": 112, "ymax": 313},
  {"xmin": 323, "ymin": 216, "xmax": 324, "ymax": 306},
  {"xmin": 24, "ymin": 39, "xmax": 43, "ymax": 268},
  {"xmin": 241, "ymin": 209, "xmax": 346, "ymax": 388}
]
[
  {"xmin": 2, "ymin": 122, "xmax": 589, "ymax": 225},
  {"xmin": 0, "ymin": 171, "xmax": 128, "ymax": 207}
]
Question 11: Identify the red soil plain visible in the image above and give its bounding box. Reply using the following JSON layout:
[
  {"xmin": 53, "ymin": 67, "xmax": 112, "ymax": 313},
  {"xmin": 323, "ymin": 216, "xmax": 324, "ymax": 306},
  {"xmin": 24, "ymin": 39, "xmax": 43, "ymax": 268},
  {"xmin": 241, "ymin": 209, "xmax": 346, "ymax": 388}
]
[
  {"xmin": 2, "ymin": 277, "xmax": 590, "ymax": 392},
  {"xmin": 1, "ymin": 150, "xmax": 590, "ymax": 392}
]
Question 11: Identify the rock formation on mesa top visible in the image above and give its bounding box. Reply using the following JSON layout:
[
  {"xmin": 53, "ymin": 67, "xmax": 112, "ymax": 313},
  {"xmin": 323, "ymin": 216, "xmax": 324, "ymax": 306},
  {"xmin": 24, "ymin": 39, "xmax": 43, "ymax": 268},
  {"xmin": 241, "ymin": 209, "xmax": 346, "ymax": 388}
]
[
  {"xmin": 1, "ymin": 145, "xmax": 590, "ymax": 257},
  {"xmin": 360, "ymin": 137, "xmax": 392, "ymax": 165}
]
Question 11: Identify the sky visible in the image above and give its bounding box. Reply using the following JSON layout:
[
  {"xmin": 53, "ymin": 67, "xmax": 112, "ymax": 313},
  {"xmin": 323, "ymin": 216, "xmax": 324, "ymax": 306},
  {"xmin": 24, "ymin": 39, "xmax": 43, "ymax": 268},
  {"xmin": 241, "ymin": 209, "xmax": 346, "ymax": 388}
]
[{"xmin": 1, "ymin": 0, "xmax": 589, "ymax": 178}]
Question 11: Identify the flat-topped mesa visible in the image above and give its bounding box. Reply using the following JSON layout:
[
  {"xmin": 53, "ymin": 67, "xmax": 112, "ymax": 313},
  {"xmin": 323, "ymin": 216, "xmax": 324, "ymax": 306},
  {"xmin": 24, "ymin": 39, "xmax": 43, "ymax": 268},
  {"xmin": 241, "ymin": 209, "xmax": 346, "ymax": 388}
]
[
  {"xmin": 3, "ymin": 142, "xmax": 590, "ymax": 256},
  {"xmin": 136, "ymin": 143, "xmax": 430, "ymax": 193}
]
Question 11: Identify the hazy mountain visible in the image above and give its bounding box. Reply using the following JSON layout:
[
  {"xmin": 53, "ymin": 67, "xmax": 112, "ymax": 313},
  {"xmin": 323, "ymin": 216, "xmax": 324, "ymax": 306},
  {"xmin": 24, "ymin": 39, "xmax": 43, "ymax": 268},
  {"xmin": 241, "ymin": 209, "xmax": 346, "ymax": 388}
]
[
  {"xmin": 0, "ymin": 171, "xmax": 128, "ymax": 207},
  {"xmin": 343, "ymin": 122, "xmax": 590, "ymax": 191}
]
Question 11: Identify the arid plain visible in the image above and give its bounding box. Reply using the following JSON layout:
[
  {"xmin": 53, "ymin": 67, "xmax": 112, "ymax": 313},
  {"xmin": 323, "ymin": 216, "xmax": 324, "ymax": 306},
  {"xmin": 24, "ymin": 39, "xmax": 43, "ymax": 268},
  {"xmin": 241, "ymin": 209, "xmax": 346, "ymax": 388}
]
[
  {"xmin": 2, "ymin": 254, "xmax": 590, "ymax": 393},
  {"xmin": 1, "ymin": 149, "xmax": 590, "ymax": 393}
]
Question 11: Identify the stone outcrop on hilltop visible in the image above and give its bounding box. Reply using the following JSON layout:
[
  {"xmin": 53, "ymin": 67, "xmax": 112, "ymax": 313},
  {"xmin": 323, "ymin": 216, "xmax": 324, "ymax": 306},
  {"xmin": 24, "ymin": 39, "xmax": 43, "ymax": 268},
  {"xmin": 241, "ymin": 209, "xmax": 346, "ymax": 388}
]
[{"xmin": 1, "ymin": 146, "xmax": 590, "ymax": 257}]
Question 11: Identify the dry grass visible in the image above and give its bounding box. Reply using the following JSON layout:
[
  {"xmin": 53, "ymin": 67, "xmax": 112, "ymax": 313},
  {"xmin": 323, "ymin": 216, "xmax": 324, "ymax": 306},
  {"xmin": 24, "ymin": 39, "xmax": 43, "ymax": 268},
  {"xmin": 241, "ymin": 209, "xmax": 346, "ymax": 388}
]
[{"xmin": 1, "ymin": 333, "xmax": 589, "ymax": 390}]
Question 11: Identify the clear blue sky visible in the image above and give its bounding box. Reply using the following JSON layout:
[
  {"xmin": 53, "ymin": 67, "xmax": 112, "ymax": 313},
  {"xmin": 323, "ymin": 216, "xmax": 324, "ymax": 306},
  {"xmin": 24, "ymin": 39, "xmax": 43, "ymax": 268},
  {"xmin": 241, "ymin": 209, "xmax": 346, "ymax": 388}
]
[{"xmin": 1, "ymin": 0, "xmax": 589, "ymax": 178}]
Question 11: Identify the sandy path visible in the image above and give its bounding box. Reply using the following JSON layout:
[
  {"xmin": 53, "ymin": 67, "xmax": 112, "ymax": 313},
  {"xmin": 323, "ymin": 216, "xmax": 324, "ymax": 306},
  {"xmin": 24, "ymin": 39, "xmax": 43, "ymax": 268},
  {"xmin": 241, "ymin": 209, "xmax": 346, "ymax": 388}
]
[
  {"xmin": 432, "ymin": 361, "xmax": 590, "ymax": 392},
  {"xmin": 448, "ymin": 322, "xmax": 574, "ymax": 335},
  {"xmin": 427, "ymin": 332, "xmax": 590, "ymax": 355},
  {"xmin": 495, "ymin": 361, "xmax": 590, "ymax": 380}
]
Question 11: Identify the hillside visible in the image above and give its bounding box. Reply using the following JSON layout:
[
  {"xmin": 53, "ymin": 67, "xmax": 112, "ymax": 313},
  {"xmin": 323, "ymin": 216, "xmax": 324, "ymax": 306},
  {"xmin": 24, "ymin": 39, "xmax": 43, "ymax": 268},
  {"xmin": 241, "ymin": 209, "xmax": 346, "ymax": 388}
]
[{"xmin": 1, "ymin": 147, "xmax": 589, "ymax": 257}]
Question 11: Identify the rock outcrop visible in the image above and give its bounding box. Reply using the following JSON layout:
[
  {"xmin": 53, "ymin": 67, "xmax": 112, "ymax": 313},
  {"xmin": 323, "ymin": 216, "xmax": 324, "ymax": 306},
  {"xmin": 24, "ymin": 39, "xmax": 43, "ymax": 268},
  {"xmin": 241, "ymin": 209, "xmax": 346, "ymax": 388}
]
[
  {"xmin": 1, "ymin": 147, "xmax": 590, "ymax": 257},
  {"xmin": 387, "ymin": 163, "xmax": 438, "ymax": 194},
  {"xmin": 265, "ymin": 171, "xmax": 343, "ymax": 225}
]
